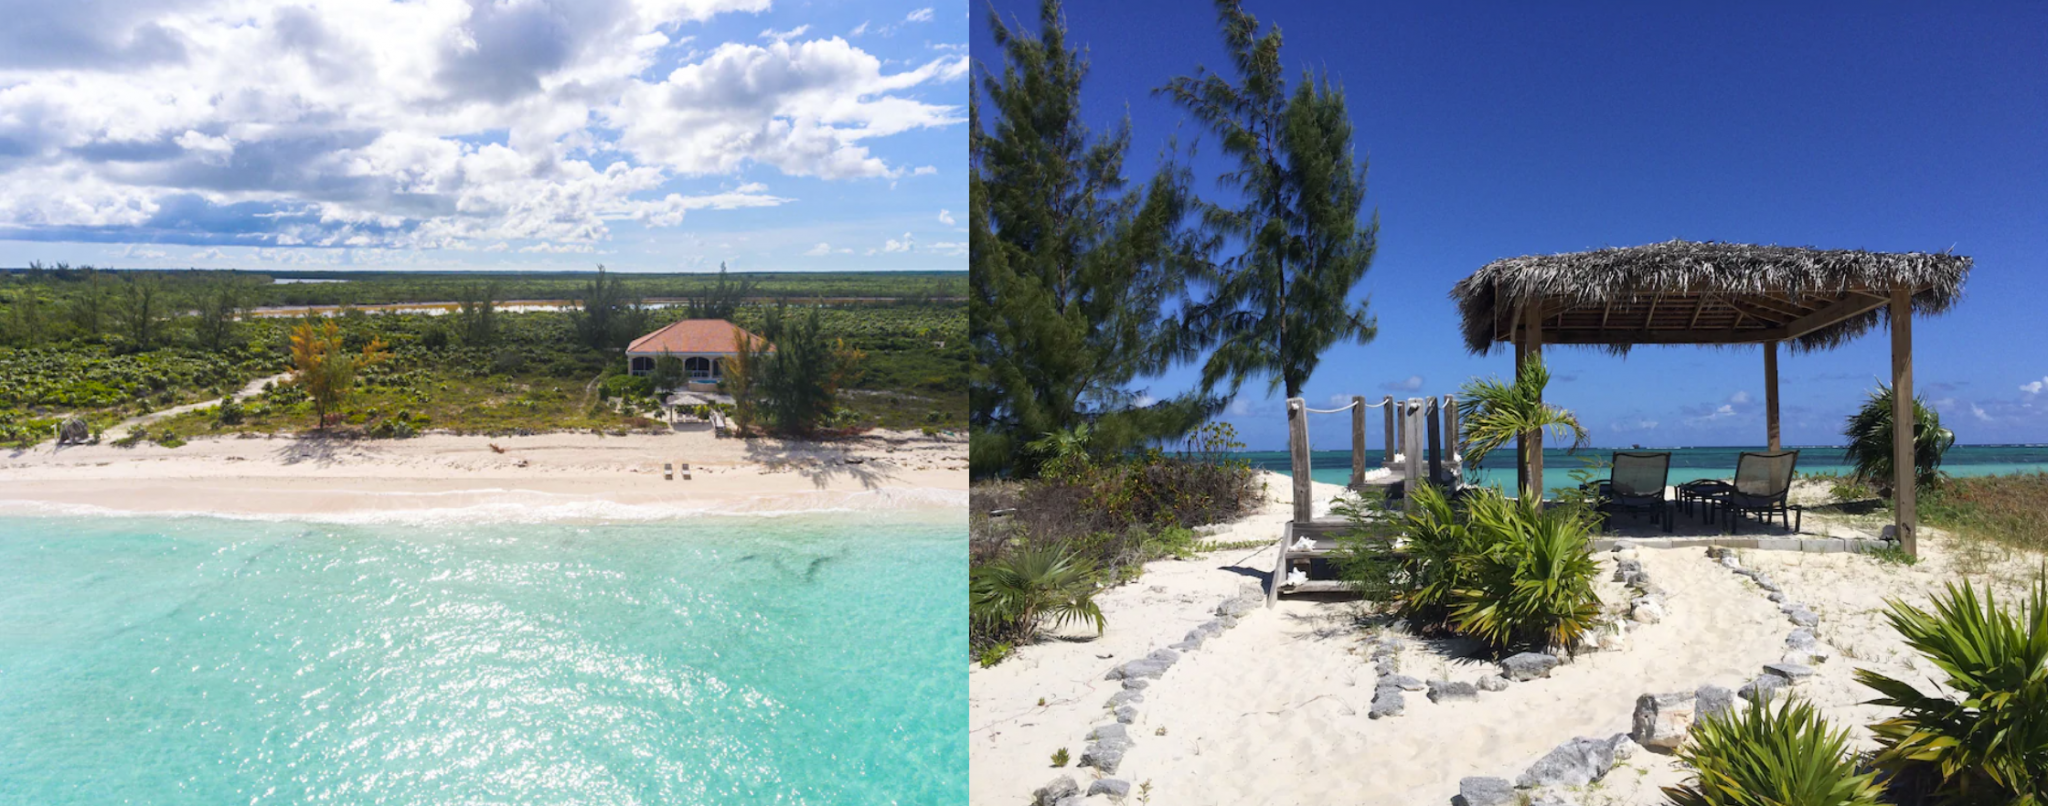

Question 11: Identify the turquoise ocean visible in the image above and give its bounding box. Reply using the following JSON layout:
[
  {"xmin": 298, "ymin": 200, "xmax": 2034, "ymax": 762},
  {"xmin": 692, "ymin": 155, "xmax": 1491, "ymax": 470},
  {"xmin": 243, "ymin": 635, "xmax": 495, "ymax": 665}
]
[
  {"xmin": 1234, "ymin": 444, "xmax": 2048, "ymax": 498},
  {"xmin": 0, "ymin": 511, "xmax": 963, "ymax": 805}
]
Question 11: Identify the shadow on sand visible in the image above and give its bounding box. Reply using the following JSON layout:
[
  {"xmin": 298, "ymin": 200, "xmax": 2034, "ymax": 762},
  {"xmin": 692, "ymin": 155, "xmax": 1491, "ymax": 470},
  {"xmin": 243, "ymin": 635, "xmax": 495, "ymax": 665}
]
[{"xmin": 743, "ymin": 437, "xmax": 893, "ymax": 490}]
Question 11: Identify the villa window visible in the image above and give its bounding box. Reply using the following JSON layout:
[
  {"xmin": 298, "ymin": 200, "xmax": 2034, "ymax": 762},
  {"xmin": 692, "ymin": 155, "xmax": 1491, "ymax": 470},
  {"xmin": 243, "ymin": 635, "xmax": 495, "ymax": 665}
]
[
  {"xmin": 629, "ymin": 356, "xmax": 654, "ymax": 376},
  {"xmin": 685, "ymin": 356, "xmax": 714, "ymax": 380}
]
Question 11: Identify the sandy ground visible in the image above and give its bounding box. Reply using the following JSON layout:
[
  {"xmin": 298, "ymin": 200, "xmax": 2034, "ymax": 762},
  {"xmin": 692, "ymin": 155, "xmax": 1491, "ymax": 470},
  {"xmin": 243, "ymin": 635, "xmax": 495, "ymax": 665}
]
[
  {"xmin": 972, "ymin": 472, "xmax": 2047, "ymax": 806},
  {"xmin": 0, "ymin": 428, "xmax": 966, "ymax": 520}
]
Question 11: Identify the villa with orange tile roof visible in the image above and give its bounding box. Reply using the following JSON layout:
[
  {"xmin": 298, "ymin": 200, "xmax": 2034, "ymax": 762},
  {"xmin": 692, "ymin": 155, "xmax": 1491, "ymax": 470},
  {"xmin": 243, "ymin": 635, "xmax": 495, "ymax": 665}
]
[{"xmin": 624, "ymin": 319, "xmax": 769, "ymax": 384}]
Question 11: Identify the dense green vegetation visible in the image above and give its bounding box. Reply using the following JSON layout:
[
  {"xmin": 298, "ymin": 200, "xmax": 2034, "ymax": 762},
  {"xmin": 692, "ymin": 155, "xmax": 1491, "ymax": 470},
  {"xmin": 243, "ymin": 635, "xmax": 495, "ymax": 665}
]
[
  {"xmin": 968, "ymin": 423, "xmax": 1262, "ymax": 660},
  {"xmin": 2, "ymin": 263, "xmax": 961, "ymax": 308},
  {"xmin": 0, "ymin": 266, "xmax": 965, "ymax": 445},
  {"xmin": 1337, "ymin": 484, "xmax": 1604, "ymax": 654}
]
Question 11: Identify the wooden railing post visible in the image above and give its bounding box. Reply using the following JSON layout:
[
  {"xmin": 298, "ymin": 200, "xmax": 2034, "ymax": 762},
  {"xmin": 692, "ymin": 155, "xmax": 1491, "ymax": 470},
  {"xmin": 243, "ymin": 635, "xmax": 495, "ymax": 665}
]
[
  {"xmin": 1404, "ymin": 398, "xmax": 1426, "ymax": 512},
  {"xmin": 1426, "ymin": 397, "xmax": 1444, "ymax": 485},
  {"xmin": 1287, "ymin": 398, "xmax": 1313, "ymax": 525},
  {"xmin": 1443, "ymin": 394, "xmax": 1461, "ymax": 466},
  {"xmin": 1350, "ymin": 395, "xmax": 1366, "ymax": 488},
  {"xmin": 1382, "ymin": 395, "xmax": 1397, "ymax": 468}
]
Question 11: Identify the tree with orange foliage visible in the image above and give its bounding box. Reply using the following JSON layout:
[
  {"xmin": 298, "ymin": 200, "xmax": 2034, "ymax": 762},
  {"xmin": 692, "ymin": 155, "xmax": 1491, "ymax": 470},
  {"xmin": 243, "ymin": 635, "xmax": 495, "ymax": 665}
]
[{"xmin": 289, "ymin": 317, "xmax": 390, "ymax": 429}]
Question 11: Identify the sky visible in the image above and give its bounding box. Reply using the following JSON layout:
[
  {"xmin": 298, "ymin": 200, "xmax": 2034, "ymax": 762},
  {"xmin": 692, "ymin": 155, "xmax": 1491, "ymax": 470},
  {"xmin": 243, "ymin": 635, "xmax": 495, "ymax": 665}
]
[
  {"xmin": 0, "ymin": 0, "xmax": 968, "ymax": 273},
  {"xmin": 973, "ymin": 0, "xmax": 2048, "ymax": 449}
]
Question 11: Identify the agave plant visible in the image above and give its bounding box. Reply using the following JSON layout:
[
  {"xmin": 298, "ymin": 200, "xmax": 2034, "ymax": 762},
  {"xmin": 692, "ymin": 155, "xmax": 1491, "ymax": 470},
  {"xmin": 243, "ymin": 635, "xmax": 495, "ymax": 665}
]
[
  {"xmin": 1458, "ymin": 354, "xmax": 1589, "ymax": 499},
  {"xmin": 1664, "ymin": 695, "xmax": 1884, "ymax": 806},
  {"xmin": 1843, "ymin": 382, "xmax": 1955, "ymax": 498},
  {"xmin": 1856, "ymin": 575, "xmax": 2048, "ymax": 804},
  {"xmin": 1449, "ymin": 490, "xmax": 1603, "ymax": 653},
  {"xmin": 969, "ymin": 546, "xmax": 1107, "ymax": 646}
]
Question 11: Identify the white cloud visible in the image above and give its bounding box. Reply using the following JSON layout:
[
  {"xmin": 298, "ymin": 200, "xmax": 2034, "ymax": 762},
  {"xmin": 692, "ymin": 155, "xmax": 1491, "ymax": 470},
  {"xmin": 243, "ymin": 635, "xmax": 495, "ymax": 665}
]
[
  {"xmin": 2023, "ymin": 376, "xmax": 2048, "ymax": 395},
  {"xmin": 927, "ymin": 240, "xmax": 966, "ymax": 257},
  {"xmin": 905, "ymin": 8, "xmax": 935, "ymax": 23},
  {"xmin": 190, "ymin": 247, "xmax": 226, "ymax": 260},
  {"xmin": 912, "ymin": 165, "xmax": 938, "ymax": 176},
  {"xmin": 0, "ymin": 0, "xmax": 959, "ymax": 252},
  {"xmin": 1382, "ymin": 375, "xmax": 1424, "ymax": 392},
  {"xmin": 609, "ymin": 38, "xmax": 968, "ymax": 180},
  {"xmin": 760, "ymin": 25, "xmax": 811, "ymax": 42},
  {"xmin": 1611, "ymin": 417, "xmax": 1660, "ymax": 432},
  {"xmin": 937, "ymin": 208, "xmax": 955, "ymax": 226},
  {"xmin": 1729, "ymin": 390, "xmax": 1752, "ymax": 405},
  {"xmin": 1972, "ymin": 402, "xmax": 1994, "ymax": 422},
  {"xmin": 1228, "ymin": 399, "xmax": 1251, "ymax": 416},
  {"xmin": 881, "ymin": 231, "xmax": 914, "ymax": 253},
  {"xmin": 803, "ymin": 242, "xmax": 832, "ymax": 256}
]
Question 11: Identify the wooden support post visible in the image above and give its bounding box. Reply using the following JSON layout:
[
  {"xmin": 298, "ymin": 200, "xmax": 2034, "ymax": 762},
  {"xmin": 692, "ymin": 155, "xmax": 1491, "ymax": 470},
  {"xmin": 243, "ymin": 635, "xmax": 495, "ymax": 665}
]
[
  {"xmin": 1287, "ymin": 398, "xmax": 1313, "ymax": 525},
  {"xmin": 1890, "ymin": 289, "xmax": 1917, "ymax": 557},
  {"xmin": 1514, "ymin": 335, "xmax": 1528, "ymax": 496},
  {"xmin": 1350, "ymin": 396, "xmax": 1367, "ymax": 488},
  {"xmin": 1426, "ymin": 397, "xmax": 1444, "ymax": 485},
  {"xmin": 1404, "ymin": 398, "xmax": 1426, "ymax": 512},
  {"xmin": 1526, "ymin": 305, "xmax": 1546, "ymax": 501},
  {"xmin": 1443, "ymin": 394, "xmax": 1461, "ymax": 479},
  {"xmin": 1381, "ymin": 395, "xmax": 1397, "ymax": 469},
  {"xmin": 1764, "ymin": 340, "xmax": 1782, "ymax": 451}
]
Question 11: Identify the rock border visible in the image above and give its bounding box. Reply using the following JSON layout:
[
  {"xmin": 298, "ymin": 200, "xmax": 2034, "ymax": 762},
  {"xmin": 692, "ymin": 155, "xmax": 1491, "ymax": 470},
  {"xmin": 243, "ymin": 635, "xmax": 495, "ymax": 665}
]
[
  {"xmin": 1449, "ymin": 542, "xmax": 1845, "ymax": 805},
  {"xmin": 1052, "ymin": 581, "xmax": 1265, "ymax": 803}
]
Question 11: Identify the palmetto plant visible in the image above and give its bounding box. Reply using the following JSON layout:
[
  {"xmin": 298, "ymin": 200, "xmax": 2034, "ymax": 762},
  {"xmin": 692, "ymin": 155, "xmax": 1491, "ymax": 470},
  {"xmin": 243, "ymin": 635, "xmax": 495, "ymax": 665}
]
[
  {"xmin": 1843, "ymin": 382, "xmax": 1955, "ymax": 498},
  {"xmin": 969, "ymin": 547, "xmax": 1107, "ymax": 647},
  {"xmin": 1449, "ymin": 490, "xmax": 1603, "ymax": 653},
  {"xmin": 1856, "ymin": 575, "xmax": 2048, "ymax": 805},
  {"xmin": 1340, "ymin": 484, "xmax": 1601, "ymax": 653},
  {"xmin": 1664, "ymin": 696, "xmax": 1884, "ymax": 806},
  {"xmin": 1458, "ymin": 354, "xmax": 1588, "ymax": 499}
]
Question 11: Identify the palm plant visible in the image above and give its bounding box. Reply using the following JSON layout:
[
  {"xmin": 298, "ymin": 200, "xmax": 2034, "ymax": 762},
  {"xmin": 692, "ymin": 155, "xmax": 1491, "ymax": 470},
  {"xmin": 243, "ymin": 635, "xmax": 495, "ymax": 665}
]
[
  {"xmin": 1856, "ymin": 575, "xmax": 2048, "ymax": 805},
  {"xmin": 1843, "ymin": 383, "xmax": 1955, "ymax": 498},
  {"xmin": 1449, "ymin": 491, "xmax": 1603, "ymax": 653},
  {"xmin": 1458, "ymin": 354, "xmax": 1588, "ymax": 500},
  {"xmin": 1664, "ymin": 695, "xmax": 1884, "ymax": 806},
  {"xmin": 969, "ymin": 547, "xmax": 1107, "ymax": 646}
]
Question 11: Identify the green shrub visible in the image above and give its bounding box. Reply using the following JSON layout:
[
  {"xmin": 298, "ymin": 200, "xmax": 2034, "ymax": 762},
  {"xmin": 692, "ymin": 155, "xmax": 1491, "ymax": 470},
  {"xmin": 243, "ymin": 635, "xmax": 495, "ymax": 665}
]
[
  {"xmin": 969, "ymin": 547, "xmax": 1106, "ymax": 648},
  {"xmin": 1450, "ymin": 491, "xmax": 1603, "ymax": 652},
  {"xmin": 1856, "ymin": 575, "xmax": 2048, "ymax": 804},
  {"xmin": 1844, "ymin": 383, "xmax": 1954, "ymax": 498},
  {"xmin": 1051, "ymin": 747, "xmax": 1069, "ymax": 767},
  {"xmin": 977, "ymin": 643, "xmax": 1013, "ymax": 668},
  {"xmin": 1339, "ymin": 484, "xmax": 1602, "ymax": 654},
  {"xmin": 1665, "ymin": 696, "xmax": 1883, "ymax": 806},
  {"xmin": 215, "ymin": 396, "xmax": 244, "ymax": 425}
]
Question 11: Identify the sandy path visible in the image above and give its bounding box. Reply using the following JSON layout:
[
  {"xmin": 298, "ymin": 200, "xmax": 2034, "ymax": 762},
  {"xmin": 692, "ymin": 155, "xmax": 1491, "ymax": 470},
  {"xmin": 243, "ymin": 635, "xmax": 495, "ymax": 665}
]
[
  {"xmin": 1104, "ymin": 545, "xmax": 1787, "ymax": 805},
  {"xmin": 105, "ymin": 372, "xmax": 292, "ymax": 439},
  {"xmin": 970, "ymin": 471, "xmax": 2028, "ymax": 805}
]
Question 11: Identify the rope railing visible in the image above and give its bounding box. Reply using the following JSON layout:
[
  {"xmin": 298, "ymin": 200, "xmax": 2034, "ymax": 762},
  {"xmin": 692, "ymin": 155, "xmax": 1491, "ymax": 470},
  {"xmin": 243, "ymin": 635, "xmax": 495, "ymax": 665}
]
[{"xmin": 1300, "ymin": 397, "xmax": 1390, "ymax": 414}]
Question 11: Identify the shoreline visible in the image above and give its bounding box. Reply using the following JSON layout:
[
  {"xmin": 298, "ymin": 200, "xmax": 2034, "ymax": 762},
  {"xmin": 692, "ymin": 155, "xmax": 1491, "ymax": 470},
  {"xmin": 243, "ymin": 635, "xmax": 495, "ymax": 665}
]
[{"xmin": 0, "ymin": 429, "xmax": 967, "ymax": 522}]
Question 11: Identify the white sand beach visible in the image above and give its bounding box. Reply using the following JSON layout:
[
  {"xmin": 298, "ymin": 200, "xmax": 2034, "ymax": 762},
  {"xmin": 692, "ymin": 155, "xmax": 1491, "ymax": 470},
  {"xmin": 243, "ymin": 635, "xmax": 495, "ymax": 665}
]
[
  {"xmin": 0, "ymin": 429, "xmax": 966, "ymax": 520},
  {"xmin": 973, "ymin": 471, "xmax": 2047, "ymax": 806}
]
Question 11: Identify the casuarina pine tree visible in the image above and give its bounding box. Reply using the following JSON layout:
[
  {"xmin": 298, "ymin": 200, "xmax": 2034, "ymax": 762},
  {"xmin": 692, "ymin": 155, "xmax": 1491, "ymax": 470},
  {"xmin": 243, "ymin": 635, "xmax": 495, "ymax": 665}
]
[
  {"xmin": 1160, "ymin": 0, "xmax": 1380, "ymax": 399},
  {"xmin": 970, "ymin": 0, "xmax": 1218, "ymax": 478}
]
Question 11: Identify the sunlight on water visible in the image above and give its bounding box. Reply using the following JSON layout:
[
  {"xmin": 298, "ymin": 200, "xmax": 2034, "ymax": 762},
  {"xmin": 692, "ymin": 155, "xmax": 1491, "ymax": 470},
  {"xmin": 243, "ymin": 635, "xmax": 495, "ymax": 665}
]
[{"xmin": 0, "ymin": 514, "xmax": 963, "ymax": 805}]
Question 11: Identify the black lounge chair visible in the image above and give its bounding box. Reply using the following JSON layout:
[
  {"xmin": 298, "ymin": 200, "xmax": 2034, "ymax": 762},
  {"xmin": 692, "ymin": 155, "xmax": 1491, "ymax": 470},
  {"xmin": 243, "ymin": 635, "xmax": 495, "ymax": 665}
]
[
  {"xmin": 1710, "ymin": 450, "xmax": 1802, "ymax": 534},
  {"xmin": 1589, "ymin": 451, "xmax": 1672, "ymax": 532}
]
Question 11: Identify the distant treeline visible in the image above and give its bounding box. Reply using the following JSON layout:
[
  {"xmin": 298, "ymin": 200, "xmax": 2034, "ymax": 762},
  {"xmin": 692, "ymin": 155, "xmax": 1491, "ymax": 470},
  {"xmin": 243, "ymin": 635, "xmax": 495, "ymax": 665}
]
[{"xmin": 0, "ymin": 264, "xmax": 965, "ymax": 308}]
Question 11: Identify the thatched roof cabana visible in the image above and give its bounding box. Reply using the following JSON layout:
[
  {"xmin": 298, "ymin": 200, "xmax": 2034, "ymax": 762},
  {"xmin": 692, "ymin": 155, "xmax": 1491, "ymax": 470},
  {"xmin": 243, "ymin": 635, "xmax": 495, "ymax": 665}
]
[
  {"xmin": 1452, "ymin": 240, "xmax": 1971, "ymax": 354},
  {"xmin": 1450, "ymin": 239, "xmax": 1973, "ymax": 557}
]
